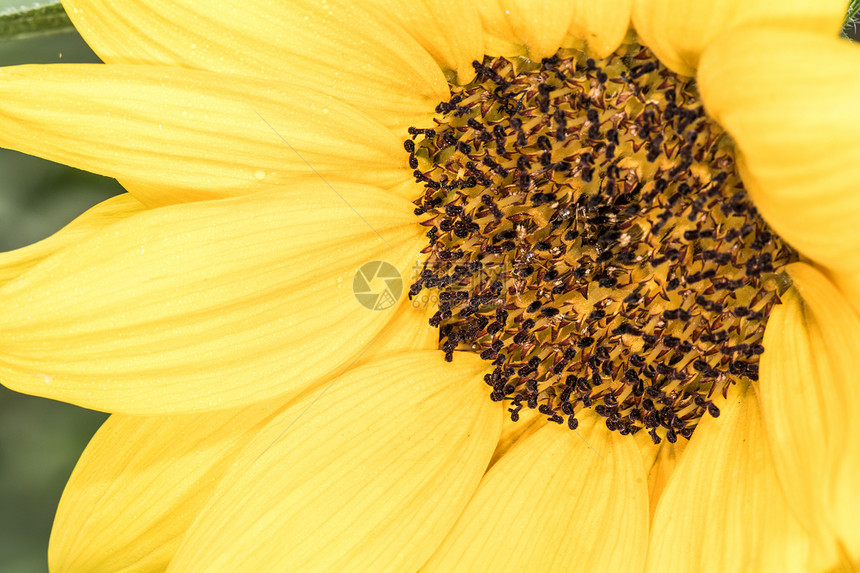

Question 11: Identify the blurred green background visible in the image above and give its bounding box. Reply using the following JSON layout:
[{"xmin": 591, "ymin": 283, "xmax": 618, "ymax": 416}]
[{"xmin": 0, "ymin": 18, "xmax": 123, "ymax": 573}]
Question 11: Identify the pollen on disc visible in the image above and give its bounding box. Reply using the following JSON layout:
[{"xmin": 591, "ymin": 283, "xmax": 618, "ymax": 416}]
[{"xmin": 406, "ymin": 43, "xmax": 797, "ymax": 444}]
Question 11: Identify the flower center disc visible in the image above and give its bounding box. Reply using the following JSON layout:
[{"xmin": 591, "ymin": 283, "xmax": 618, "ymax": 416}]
[{"xmin": 406, "ymin": 43, "xmax": 797, "ymax": 444}]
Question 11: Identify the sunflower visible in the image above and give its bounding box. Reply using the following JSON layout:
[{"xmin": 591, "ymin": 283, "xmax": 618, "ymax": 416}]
[{"xmin": 0, "ymin": 0, "xmax": 858, "ymax": 571}]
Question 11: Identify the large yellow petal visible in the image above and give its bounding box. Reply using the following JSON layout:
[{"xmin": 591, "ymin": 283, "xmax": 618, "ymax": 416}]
[
  {"xmin": 487, "ymin": 405, "xmax": 544, "ymax": 469},
  {"xmin": 646, "ymin": 383, "xmax": 812, "ymax": 572},
  {"xmin": 477, "ymin": 0, "xmax": 630, "ymax": 60},
  {"xmin": 567, "ymin": 0, "xmax": 633, "ymax": 58},
  {"xmin": 0, "ymin": 182, "xmax": 424, "ymax": 414},
  {"xmin": 643, "ymin": 438, "xmax": 687, "ymax": 522},
  {"xmin": 167, "ymin": 351, "xmax": 502, "ymax": 572},
  {"xmin": 422, "ymin": 410, "xmax": 649, "ymax": 572},
  {"xmin": 387, "ymin": 177, "xmax": 431, "ymax": 203},
  {"xmin": 49, "ymin": 399, "xmax": 294, "ymax": 573},
  {"xmin": 633, "ymin": 0, "xmax": 846, "ymax": 76},
  {"xmin": 0, "ymin": 193, "xmax": 145, "ymax": 288},
  {"xmin": 630, "ymin": 427, "xmax": 660, "ymax": 475},
  {"xmin": 366, "ymin": 0, "xmax": 484, "ymax": 85},
  {"xmin": 62, "ymin": 0, "xmax": 448, "ymax": 129},
  {"xmin": 473, "ymin": 0, "xmax": 528, "ymax": 57},
  {"xmin": 502, "ymin": 0, "xmax": 578, "ymax": 60},
  {"xmin": 829, "ymin": 267, "xmax": 860, "ymax": 318},
  {"xmin": 0, "ymin": 64, "xmax": 410, "ymax": 207},
  {"xmin": 759, "ymin": 263, "xmax": 860, "ymax": 566},
  {"xmin": 698, "ymin": 28, "xmax": 860, "ymax": 273},
  {"xmin": 356, "ymin": 297, "xmax": 441, "ymax": 367},
  {"xmin": 758, "ymin": 281, "xmax": 836, "ymax": 569}
]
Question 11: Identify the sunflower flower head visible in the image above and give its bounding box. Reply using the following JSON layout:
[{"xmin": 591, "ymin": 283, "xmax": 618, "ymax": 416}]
[{"xmin": 0, "ymin": 1, "xmax": 858, "ymax": 572}]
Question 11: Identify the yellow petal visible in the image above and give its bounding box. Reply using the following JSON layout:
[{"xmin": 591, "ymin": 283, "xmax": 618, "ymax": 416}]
[
  {"xmin": 0, "ymin": 193, "xmax": 145, "ymax": 288},
  {"xmin": 829, "ymin": 267, "xmax": 860, "ymax": 318},
  {"xmin": 167, "ymin": 351, "xmax": 502, "ymax": 572},
  {"xmin": 356, "ymin": 294, "xmax": 441, "ymax": 367},
  {"xmin": 567, "ymin": 0, "xmax": 633, "ymax": 58},
  {"xmin": 0, "ymin": 64, "xmax": 410, "ymax": 207},
  {"xmin": 422, "ymin": 410, "xmax": 649, "ymax": 572},
  {"xmin": 502, "ymin": 0, "xmax": 577, "ymax": 60},
  {"xmin": 633, "ymin": 0, "xmax": 846, "ymax": 76},
  {"xmin": 387, "ymin": 177, "xmax": 428, "ymax": 203},
  {"xmin": 487, "ymin": 405, "xmax": 544, "ymax": 469},
  {"xmin": 645, "ymin": 439, "xmax": 687, "ymax": 522},
  {"xmin": 62, "ymin": 0, "xmax": 448, "ymax": 129},
  {"xmin": 758, "ymin": 279, "xmax": 837, "ymax": 569},
  {"xmin": 698, "ymin": 28, "xmax": 860, "ymax": 273},
  {"xmin": 646, "ymin": 383, "xmax": 812, "ymax": 572},
  {"xmin": 0, "ymin": 182, "xmax": 424, "ymax": 414},
  {"xmin": 630, "ymin": 426, "xmax": 661, "ymax": 472},
  {"xmin": 631, "ymin": 427, "xmax": 687, "ymax": 523},
  {"xmin": 759, "ymin": 263, "xmax": 860, "ymax": 566},
  {"xmin": 473, "ymin": 0, "xmax": 528, "ymax": 58},
  {"xmin": 366, "ymin": 0, "xmax": 484, "ymax": 85},
  {"xmin": 49, "ymin": 399, "xmax": 294, "ymax": 573}
]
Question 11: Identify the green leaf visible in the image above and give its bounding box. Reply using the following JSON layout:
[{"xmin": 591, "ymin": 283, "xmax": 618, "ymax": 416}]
[{"xmin": 0, "ymin": 2, "xmax": 73, "ymax": 42}]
